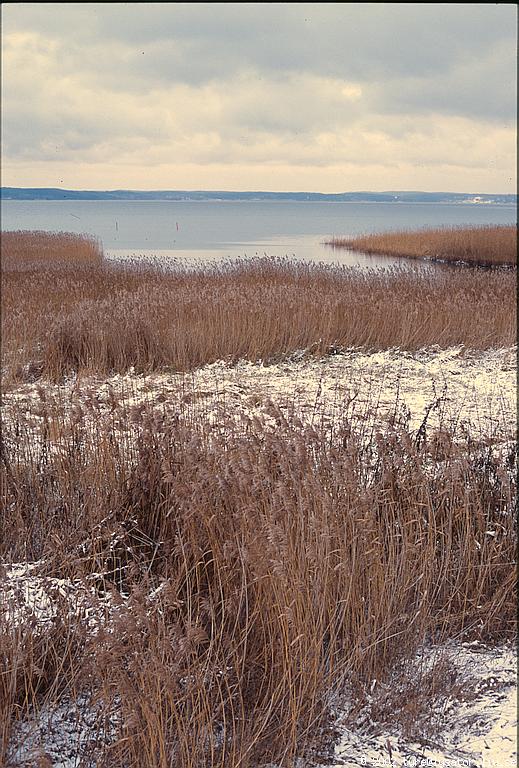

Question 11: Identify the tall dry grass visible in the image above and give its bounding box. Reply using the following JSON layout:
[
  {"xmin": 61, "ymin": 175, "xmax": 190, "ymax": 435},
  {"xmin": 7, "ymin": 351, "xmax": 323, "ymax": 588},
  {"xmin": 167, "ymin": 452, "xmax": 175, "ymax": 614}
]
[
  {"xmin": 1, "ymin": 394, "xmax": 516, "ymax": 766},
  {"xmin": 1, "ymin": 232, "xmax": 516, "ymax": 765},
  {"xmin": 1, "ymin": 229, "xmax": 103, "ymax": 269},
  {"xmin": 1, "ymin": 231, "xmax": 516, "ymax": 384},
  {"xmin": 327, "ymin": 225, "xmax": 517, "ymax": 267}
]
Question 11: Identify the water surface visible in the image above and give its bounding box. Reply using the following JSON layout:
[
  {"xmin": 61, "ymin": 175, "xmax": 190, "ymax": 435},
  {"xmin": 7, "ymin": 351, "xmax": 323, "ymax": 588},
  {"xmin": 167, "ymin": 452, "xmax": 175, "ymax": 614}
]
[{"xmin": 1, "ymin": 199, "xmax": 515, "ymax": 268}]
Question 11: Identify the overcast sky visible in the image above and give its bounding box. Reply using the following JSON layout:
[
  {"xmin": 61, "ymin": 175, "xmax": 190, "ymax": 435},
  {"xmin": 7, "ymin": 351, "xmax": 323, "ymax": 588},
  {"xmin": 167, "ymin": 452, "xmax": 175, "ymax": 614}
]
[{"xmin": 1, "ymin": 3, "xmax": 516, "ymax": 192}]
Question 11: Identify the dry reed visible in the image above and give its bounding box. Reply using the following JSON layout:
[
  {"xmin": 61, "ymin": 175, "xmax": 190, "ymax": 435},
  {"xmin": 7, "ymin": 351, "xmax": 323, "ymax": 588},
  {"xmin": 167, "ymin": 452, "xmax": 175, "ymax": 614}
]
[
  {"xmin": 1, "ymin": 230, "xmax": 516, "ymax": 766},
  {"xmin": 1, "ymin": 231, "xmax": 516, "ymax": 384},
  {"xmin": 327, "ymin": 225, "xmax": 517, "ymax": 267},
  {"xmin": 1, "ymin": 393, "xmax": 516, "ymax": 766},
  {"xmin": 1, "ymin": 229, "xmax": 103, "ymax": 269}
]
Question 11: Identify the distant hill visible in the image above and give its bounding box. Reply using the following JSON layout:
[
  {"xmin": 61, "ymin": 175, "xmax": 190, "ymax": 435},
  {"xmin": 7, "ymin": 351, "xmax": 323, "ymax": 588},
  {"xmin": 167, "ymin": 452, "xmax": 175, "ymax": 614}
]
[{"xmin": 1, "ymin": 187, "xmax": 516, "ymax": 204}]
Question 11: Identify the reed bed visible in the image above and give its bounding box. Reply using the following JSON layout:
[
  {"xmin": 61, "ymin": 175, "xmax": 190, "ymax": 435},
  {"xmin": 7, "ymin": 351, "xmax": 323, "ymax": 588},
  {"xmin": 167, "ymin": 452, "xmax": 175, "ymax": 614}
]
[
  {"xmin": 1, "ymin": 229, "xmax": 104, "ymax": 269},
  {"xmin": 327, "ymin": 225, "xmax": 517, "ymax": 267},
  {"xmin": 1, "ymin": 395, "xmax": 516, "ymax": 766},
  {"xmin": 1, "ymin": 231, "xmax": 516, "ymax": 384},
  {"xmin": 1, "ymin": 231, "xmax": 516, "ymax": 765}
]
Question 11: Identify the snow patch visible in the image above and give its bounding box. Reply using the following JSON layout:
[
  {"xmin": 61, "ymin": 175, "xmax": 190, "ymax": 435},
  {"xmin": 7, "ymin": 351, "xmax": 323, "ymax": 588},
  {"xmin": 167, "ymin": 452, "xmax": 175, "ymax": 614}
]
[{"xmin": 322, "ymin": 643, "xmax": 517, "ymax": 768}]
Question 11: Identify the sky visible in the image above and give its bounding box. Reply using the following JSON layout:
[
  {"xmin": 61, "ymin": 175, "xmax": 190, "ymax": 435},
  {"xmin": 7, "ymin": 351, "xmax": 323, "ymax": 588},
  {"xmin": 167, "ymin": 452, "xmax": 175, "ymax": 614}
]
[{"xmin": 1, "ymin": 3, "xmax": 517, "ymax": 193}]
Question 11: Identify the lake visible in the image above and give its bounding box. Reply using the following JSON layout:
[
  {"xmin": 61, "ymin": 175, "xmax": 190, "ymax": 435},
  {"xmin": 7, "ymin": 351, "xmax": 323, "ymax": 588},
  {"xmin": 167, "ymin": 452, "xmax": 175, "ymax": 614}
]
[{"xmin": 1, "ymin": 199, "xmax": 516, "ymax": 268}]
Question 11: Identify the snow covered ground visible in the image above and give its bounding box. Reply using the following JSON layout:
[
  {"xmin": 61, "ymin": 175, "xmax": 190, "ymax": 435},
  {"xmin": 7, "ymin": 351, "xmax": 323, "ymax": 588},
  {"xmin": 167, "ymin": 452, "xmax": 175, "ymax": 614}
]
[
  {"xmin": 7, "ymin": 693, "xmax": 120, "ymax": 768},
  {"xmin": 8, "ymin": 647, "xmax": 514, "ymax": 768},
  {"xmin": 0, "ymin": 561, "xmax": 115, "ymax": 632},
  {"xmin": 3, "ymin": 346, "xmax": 517, "ymax": 442},
  {"xmin": 321, "ymin": 642, "xmax": 517, "ymax": 768}
]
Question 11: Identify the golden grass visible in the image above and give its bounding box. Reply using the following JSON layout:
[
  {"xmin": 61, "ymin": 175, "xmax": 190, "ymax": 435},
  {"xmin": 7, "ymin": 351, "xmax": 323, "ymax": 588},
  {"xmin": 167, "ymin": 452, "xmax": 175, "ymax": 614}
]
[
  {"xmin": 1, "ymin": 393, "xmax": 516, "ymax": 766},
  {"xmin": 1, "ymin": 231, "xmax": 516, "ymax": 384},
  {"xmin": 327, "ymin": 225, "xmax": 517, "ymax": 267}
]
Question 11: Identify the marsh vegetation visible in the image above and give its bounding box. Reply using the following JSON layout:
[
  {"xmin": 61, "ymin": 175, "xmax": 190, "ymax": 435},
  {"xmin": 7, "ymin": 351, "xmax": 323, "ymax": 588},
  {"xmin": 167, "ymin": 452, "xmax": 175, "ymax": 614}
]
[
  {"xmin": 327, "ymin": 224, "xmax": 517, "ymax": 267},
  {"xmin": 1, "ymin": 230, "xmax": 516, "ymax": 767},
  {"xmin": 2, "ymin": 231, "xmax": 516, "ymax": 384}
]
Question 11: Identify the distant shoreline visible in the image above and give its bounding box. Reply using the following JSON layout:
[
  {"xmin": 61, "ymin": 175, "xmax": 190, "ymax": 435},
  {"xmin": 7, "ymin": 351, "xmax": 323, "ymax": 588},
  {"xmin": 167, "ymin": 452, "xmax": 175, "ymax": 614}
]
[{"xmin": 1, "ymin": 188, "xmax": 516, "ymax": 204}]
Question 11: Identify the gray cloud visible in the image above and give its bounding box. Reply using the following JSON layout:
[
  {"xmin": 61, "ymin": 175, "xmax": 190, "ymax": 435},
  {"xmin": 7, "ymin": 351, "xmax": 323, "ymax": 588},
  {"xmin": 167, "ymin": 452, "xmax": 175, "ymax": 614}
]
[
  {"xmin": 1, "ymin": 3, "xmax": 516, "ymax": 191},
  {"xmin": 4, "ymin": 4, "xmax": 516, "ymax": 107}
]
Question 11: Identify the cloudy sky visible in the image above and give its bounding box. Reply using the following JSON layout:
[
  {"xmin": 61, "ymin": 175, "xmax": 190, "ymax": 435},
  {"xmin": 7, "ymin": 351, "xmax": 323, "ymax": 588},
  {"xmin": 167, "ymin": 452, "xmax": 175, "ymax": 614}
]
[{"xmin": 1, "ymin": 3, "xmax": 516, "ymax": 192}]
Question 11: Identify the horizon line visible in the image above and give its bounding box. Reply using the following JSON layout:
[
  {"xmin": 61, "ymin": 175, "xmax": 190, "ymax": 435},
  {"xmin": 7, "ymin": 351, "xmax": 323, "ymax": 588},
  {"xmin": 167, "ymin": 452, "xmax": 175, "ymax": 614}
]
[{"xmin": 2, "ymin": 186, "xmax": 516, "ymax": 196}]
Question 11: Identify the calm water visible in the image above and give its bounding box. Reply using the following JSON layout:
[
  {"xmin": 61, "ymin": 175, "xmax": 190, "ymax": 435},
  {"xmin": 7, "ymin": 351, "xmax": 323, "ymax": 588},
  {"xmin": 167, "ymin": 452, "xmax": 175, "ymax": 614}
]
[{"xmin": 1, "ymin": 199, "xmax": 516, "ymax": 268}]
